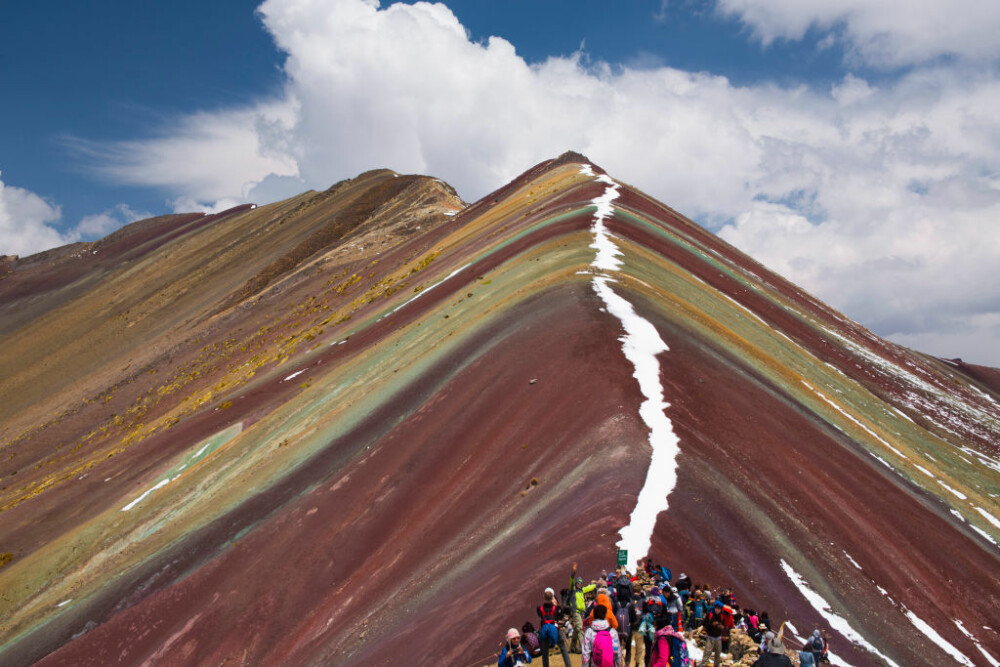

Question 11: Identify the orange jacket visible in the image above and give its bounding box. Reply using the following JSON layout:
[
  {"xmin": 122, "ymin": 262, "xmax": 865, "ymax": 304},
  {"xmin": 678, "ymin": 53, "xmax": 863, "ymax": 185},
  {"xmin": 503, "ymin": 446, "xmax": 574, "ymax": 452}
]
[{"xmin": 587, "ymin": 593, "xmax": 619, "ymax": 630}]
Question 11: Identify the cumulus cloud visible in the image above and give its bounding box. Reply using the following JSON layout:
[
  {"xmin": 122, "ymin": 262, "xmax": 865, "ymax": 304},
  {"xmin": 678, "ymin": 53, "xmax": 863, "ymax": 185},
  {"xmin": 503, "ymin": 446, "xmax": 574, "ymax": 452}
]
[
  {"xmin": 0, "ymin": 171, "xmax": 154, "ymax": 257},
  {"xmin": 71, "ymin": 0, "xmax": 1000, "ymax": 365},
  {"xmin": 0, "ymin": 172, "xmax": 65, "ymax": 256},
  {"xmin": 715, "ymin": 0, "xmax": 1000, "ymax": 67}
]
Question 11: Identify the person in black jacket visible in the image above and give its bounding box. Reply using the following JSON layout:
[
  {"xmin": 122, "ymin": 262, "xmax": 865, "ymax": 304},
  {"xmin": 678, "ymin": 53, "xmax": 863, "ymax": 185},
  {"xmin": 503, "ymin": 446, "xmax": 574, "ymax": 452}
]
[{"xmin": 753, "ymin": 637, "xmax": 792, "ymax": 667}]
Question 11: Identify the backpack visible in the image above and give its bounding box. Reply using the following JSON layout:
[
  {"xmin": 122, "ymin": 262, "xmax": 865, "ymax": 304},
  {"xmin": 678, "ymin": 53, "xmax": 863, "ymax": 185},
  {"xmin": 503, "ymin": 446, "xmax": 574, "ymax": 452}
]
[
  {"xmin": 638, "ymin": 612, "xmax": 655, "ymax": 640},
  {"xmin": 615, "ymin": 604, "xmax": 631, "ymax": 636},
  {"xmin": 592, "ymin": 628, "xmax": 615, "ymax": 667},
  {"xmin": 667, "ymin": 635, "xmax": 690, "ymax": 667},
  {"xmin": 812, "ymin": 636, "xmax": 824, "ymax": 652}
]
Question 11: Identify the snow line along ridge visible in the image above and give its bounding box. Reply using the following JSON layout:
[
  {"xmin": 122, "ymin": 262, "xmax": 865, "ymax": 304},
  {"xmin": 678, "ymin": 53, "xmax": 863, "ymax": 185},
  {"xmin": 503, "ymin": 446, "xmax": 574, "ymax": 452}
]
[{"xmin": 579, "ymin": 164, "xmax": 681, "ymax": 570}]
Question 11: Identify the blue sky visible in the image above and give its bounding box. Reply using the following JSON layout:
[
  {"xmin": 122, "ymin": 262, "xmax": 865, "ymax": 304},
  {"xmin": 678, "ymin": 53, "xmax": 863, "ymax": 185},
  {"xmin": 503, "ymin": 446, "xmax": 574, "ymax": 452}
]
[
  {"xmin": 2, "ymin": 0, "xmax": 999, "ymax": 365},
  {"xmin": 0, "ymin": 0, "xmax": 857, "ymax": 229}
]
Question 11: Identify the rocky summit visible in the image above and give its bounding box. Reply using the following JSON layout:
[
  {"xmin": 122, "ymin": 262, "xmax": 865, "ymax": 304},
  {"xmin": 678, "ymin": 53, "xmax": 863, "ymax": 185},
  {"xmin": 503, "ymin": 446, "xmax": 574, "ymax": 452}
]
[{"xmin": 0, "ymin": 153, "xmax": 997, "ymax": 666}]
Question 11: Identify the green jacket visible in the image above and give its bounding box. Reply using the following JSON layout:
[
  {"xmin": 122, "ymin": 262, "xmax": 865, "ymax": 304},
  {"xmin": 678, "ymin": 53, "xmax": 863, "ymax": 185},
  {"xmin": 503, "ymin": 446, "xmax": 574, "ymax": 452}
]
[{"xmin": 569, "ymin": 575, "xmax": 596, "ymax": 612}]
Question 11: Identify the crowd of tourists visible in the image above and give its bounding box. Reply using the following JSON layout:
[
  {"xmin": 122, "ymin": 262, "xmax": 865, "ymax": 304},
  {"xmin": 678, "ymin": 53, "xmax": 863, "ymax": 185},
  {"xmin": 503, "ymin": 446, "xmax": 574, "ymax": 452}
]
[{"xmin": 496, "ymin": 559, "xmax": 832, "ymax": 667}]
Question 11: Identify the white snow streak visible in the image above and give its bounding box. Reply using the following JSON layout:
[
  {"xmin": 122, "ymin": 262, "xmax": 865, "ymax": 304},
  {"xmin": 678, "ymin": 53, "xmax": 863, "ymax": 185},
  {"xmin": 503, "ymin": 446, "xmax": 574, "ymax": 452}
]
[
  {"xmin": 283, "ymin": 369, "xmax": 305, "ymax": 382},
  {"xmin": 780, "ymin": 559, "xmax": 900, "ymax": 667},
  {"xmin": 973, "ymin": 506, "xmax": 1000, "ymax": 531},
  {"xmin": 800, "ymin": 380, "xmax": 907, "ymax": 459},
  {"xmin": 391, "ymin": 262, "xmax": 471, "ymax": 313},
  {"xmin": 938, "ymin": 480, "xmax": 968, "ymax": 500},
  {"xmin": 970, "ymin": 524, "xmax": 1000, "ymax": 546},
  {"xmin": 902, "ymin": 609, "xmax": 974, "ymax": 666},
  {"xmin": 955, "ymin": 619, "xmax": 1000, "ymax": 666},
  {"xmin": 580, "ymin": 164, "xmax": 680, "ymax": 570},
  {"xmin": 843, "ymin": 551, "xmax": 863, "ymax": 571},
  {"xmin": 121, "ymin": 477, "xmax": 173, "ymax": 512}
]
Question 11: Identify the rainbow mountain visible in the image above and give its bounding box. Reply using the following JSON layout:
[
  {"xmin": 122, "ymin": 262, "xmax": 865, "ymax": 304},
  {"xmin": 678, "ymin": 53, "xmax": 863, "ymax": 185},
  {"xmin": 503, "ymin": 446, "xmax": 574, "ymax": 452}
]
[{"xmin": 0, "ymin": 152, "xmax": 998, "ymax": 666}]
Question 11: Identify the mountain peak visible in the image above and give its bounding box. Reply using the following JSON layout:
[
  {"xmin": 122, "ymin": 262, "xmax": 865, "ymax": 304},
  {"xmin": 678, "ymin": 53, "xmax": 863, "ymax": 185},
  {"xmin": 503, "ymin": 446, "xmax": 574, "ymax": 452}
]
[{"xmin": 0, "ymin": 157, "xmax": 997, "ymax": 667}]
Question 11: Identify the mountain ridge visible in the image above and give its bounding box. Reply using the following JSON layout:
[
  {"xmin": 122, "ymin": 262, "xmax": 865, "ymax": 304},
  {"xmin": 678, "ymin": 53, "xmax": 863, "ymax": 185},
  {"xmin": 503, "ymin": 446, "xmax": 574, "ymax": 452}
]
[{"xmin": 0, "ymin": 152, "xmax": 997, "ymax": 666}]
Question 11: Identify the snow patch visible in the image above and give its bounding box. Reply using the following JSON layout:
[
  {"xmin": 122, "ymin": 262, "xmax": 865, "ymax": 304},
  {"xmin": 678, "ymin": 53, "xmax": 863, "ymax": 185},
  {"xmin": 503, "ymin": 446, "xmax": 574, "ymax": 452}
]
[
  {"xmin": 843, "ymin": 551, "xmax": 863, "ymax": 571},
  {"xmin": 283, "ymin": 369, "xmax": 305, "ymax": 382},
  {"xmin": 780, "ymin": 560, "xmax": 900, "ymax": 667},
  {"xmin": 937, "ymin": 480, "xmax": 967, "ymax": 500},
  {"xmin": 580, "ymin": 165, "xmax": 680, "ymax": 570},
  {"xmin": 902, "ymin": 609, "xmax": 974, "ymax": 666},
  {"xmin": 973, "ymin": 506, "xmax": 1000, "ymax": 531},
  {"xmin": 801, "ymin": 380, "xmax": 907, "ymax": 459},
  {"xmin": 121, "ymin": 477, "xmax": 173, "ymax": 512},
  {"xmin": 954, "ymin": 619, "xmax": 1000, "ymax": 667},
  {"xmin": 970, "ymin": 524, "xmax": 999, "ymax": 546},
  {"xmin": 391, "ymin": 262, "xmax": 471, "ymax": 314}
]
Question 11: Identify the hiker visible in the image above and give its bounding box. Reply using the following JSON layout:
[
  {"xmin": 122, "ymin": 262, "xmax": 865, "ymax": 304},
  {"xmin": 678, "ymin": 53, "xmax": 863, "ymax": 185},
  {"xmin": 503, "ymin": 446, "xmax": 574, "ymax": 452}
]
[
  {"xmin": 804, "ymin": 629, "xmax": 824, "ymax": 665},
  {"xmin": 675, "ymin": 573, "xmax": 692, "ymax": 606},
  {"xmin": 686, "ymin": 592, "xmax": 706, "ymax": 629},
  {"xmin": 753, "ymin": 636, "xmax": 792, "ymax": 667},
  {"xmin": 582, "ymin": 605, "xmax": 624, "ymax": 667},
  {"xmin": 499, "ymin": 628, "xmax": 533, "ymax": 666},
  {"xmin": 798, "ymin": 647, "xmax": 816, "ymax": 667},
  {"xmin": 759, "ymin": 631, "xmax": 774, "ymax": 656},
  {"xmin": 614, "ymin": 584, "xmax": 636, "ymax": 667},
  {"xmin": 699, "ymin": 603, "xmax": 726, "ymax": 667},
  {"xmin": 719, "ymin": 588, "xmax": 734, "ymax": 606},
  {"xmin": 570, "ymin": 563, "xmax": 597, "ymax": 653},
  {"xmin": 589, "ymin": 587, "xmax": 620, "ymax": 635},
  {"xmin": 537, "ymin": 588, "xmax": 572, "ymax": 667},
  {"xmin": 522, "ymin": 622, "xmax": 542, "ymax": 658},
  {"xmin": 631, "ymin": 590, "xmax": 648, "ymax": 667},
  {"xmin": 641, "ymin": 587, "xmax": 667, "ymax": 665},
  {"xmin": 717, "ymin": 602, "xmax": 735, "ymax": 652},
  {"xmin": 615, "ymin": 568, "xmax": 634, "ymax": 605},
  {"xmin": 649, "ymin": 615, "xmax": 689, "ymax": 667},
  {"xmin": 664, "ymin": 587, "xmax": 684, "ymax": 630}
]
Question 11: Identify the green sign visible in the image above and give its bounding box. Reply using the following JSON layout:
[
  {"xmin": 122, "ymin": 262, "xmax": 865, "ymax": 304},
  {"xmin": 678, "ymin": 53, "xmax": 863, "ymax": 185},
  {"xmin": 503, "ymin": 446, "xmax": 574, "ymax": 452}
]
[{"xmin": 616, "ymin": 549, "xmax": 628, "ymax": 566}]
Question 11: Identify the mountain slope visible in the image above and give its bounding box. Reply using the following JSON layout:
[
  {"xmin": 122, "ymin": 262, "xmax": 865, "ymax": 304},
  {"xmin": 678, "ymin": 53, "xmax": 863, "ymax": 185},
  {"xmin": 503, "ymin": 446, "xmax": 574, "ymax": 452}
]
[{"xmin": 0, "ymin": 153, "xmax": 997, "ymax": 666}]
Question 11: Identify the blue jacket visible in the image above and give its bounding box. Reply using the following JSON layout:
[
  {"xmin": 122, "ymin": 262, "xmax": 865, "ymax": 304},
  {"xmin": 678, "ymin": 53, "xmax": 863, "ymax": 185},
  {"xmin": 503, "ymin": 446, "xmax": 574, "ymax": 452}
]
[{"xmin": 499, "ymin": 644, "xmax": 533, "ymax": 666}]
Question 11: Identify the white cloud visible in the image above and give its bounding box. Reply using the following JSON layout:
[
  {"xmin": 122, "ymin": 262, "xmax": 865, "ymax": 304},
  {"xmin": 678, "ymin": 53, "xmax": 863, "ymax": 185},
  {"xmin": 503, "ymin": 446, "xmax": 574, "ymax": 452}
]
[
  {"xmin": 72, "ymin": 0, "xmax": 1000, "ymax": 365},
  {"xmin": 71, "ymin": 104, "xmax": 300, "ymax": 206},
  {"xmin": 0, "ymin": 171, "xmax": 155, "ymax": 257},
  {"xmin": 70, "ymin": 204, "xmax": 151, "ymax": 240},
  {"xmin": 0, "ymin": 172, "xmax": 65, "ymax": 256},
  {"xmin": 714, "ymin": 0, "xmax": 1000, "ymax": 68}
]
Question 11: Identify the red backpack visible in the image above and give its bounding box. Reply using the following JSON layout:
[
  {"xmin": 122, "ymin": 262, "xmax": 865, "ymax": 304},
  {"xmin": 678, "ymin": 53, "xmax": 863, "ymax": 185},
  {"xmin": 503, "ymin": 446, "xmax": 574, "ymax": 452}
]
[{"xmin": 592, "ymin": 628, "xmax": 615, "ymax": 667}]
